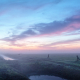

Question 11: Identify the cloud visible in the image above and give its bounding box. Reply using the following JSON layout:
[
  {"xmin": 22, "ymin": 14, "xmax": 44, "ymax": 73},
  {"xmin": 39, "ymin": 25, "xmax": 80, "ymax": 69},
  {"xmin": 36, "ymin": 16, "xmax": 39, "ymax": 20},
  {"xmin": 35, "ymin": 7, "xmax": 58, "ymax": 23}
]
[
  {"xmin": 32, "ymin": 14, "xmax": 80, "ymax": 36},
  {"xmin": 1, "ymin": 29, "xmax": 37, "ymax": 46},
  {"xmin": 12, "ymin": 29, "xmax": 37, "ymax": 40},
  {"xmin": 0, "ymin": 0, "xmax": 62, "ymax": 14},
  {"xmin": 43, "ymin": 38, "xmax": 80, "ymax": 47},
  {"xmin": 0, "ymin": 10, "xmax": 8, "ymax": 16},
  {"xmin": 38, "ymin": 38, "xmax": 80, "ymax": 51},
  {"xmin": 1, "ymin": 14, "xmax": 80, "ymax": 45},
  {"xmin": 33, "ymin": 0, "xmax": 62, "ymax": 10}
]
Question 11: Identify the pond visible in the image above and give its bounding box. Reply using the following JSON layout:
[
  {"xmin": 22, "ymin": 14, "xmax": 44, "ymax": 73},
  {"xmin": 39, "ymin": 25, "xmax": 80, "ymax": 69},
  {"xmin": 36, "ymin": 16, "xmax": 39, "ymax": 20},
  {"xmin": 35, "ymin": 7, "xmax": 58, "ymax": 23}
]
[{"xmin": 29, "ymin": 75, "xmax": 67, "ymax": 80}]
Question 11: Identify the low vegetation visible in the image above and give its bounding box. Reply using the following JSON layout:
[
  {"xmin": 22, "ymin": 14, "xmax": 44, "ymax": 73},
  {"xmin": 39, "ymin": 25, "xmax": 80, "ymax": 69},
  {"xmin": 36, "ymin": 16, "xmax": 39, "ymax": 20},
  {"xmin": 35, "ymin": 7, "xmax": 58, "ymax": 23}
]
[{"xmin": 0, "ymin": 54, "xmax": 80, "ymax": 80}]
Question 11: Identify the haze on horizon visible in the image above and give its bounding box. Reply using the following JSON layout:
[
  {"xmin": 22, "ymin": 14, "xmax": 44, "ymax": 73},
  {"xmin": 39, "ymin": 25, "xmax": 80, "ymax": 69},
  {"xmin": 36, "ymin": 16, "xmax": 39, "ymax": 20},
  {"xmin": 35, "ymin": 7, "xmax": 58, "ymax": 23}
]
[{"xmin": 0, "ymin": 0, "xmax": 80, "ymax": 54}]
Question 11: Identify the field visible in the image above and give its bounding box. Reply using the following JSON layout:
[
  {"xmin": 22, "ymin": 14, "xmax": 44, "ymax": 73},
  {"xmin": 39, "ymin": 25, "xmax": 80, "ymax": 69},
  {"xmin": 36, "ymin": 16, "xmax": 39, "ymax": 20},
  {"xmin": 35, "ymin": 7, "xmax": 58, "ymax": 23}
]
[{"xmin": 0, "ymin": 53, "xmax": 80, "ymax": 80}]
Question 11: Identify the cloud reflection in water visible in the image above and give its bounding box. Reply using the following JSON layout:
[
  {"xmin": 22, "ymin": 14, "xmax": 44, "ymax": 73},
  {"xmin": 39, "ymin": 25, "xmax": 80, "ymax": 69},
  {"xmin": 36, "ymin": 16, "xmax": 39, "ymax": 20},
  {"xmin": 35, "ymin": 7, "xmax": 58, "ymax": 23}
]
[{"xmin": 0, "ymin": 55, "xmax": 15, "ymax": 60}]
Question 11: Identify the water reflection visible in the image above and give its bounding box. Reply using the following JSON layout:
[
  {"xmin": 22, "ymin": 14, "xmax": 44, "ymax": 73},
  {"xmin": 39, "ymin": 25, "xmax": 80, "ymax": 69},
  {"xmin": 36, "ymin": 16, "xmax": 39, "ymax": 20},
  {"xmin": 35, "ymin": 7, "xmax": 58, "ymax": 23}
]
[
  {"xmin": 0, "ymin": 55, "xmax": 15, "ymax": 60},
  {"xmin": 29, "ymin": 75, "xmax": 67, "ymax": 80}
]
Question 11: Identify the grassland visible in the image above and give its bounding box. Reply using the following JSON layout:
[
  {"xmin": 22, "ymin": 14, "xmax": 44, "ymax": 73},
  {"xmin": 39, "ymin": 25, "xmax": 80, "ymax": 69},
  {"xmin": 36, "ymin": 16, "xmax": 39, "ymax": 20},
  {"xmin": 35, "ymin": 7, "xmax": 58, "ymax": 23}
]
[{"xmin": 0, "ymin": 53, "xmax": 80, "ymax": 80}]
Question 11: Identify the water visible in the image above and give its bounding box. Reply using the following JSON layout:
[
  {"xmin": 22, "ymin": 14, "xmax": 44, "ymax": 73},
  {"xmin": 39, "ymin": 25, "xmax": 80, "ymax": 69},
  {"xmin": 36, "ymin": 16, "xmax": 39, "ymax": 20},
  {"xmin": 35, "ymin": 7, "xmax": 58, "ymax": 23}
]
[
  {"xmin": 0, "ymin": 55, "xmax": 15, "ymax": 60},
  {"xmin": 29, "ymin": 75, "xmax": 67, "ymax": 80}
]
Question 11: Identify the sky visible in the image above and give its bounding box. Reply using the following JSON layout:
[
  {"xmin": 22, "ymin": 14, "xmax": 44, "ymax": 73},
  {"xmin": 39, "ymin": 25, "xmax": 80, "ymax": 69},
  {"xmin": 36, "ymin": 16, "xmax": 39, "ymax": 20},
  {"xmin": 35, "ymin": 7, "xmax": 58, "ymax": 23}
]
[{"xmin": 0, "ymin": 0, "xmax": 80, "ymax": 54}]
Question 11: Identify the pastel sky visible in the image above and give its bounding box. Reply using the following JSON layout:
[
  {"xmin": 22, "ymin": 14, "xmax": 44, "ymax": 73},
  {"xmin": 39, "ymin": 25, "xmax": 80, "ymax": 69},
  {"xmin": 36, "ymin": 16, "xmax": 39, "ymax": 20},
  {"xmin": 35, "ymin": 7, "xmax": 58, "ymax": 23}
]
[{"xmin": 0, "ymin": 0, "xmax": 80, "ymax": 54}]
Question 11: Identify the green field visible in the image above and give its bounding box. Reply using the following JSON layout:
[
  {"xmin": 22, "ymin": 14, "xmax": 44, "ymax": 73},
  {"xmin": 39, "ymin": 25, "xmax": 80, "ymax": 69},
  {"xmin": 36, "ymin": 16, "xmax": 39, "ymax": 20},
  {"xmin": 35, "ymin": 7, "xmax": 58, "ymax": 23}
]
[{"xmin": 0, "ymin": 53, "xmax": 80, "ymax": 80}]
